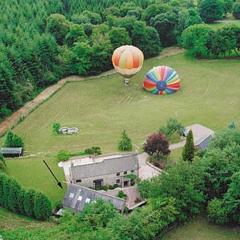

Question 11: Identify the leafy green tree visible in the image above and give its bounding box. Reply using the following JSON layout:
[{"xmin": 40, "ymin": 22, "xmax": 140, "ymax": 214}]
[
  {"xmin": 34, "ymin": 192, "xmax": 52, "ymax": 220},
  {"xmin": 108, "ymin": 27, "xmax": 131, "ymax": 49},
  {"xmin": 181, "ymin": 24, "xmax": 213, "ymax": 57},
  {"xmin": 150, "ymin": 10, "xmax": 178, "ymax": 46},
  {"xmin": 233, "ymin": 2, "xmax": 240, "ymax": 19},
  {"xmin": 118, "ymin": 130, "xmax": 133, "ymax": 151},
  {"xmin": 224, "ymin": 171, "xmax": 240, "ymax": 223},
  {"xmin": 46, "ymin": 14, "xmax": 70, "ymax": 45},
  {"xmin": 199, "ymin": 0, "xmax": 225, "ymax": 23},
  {"xmin": 4, "ymin": 131, "xmax": 24, "ymax": 148},
  {"xmin": 78, "ymin": 199, "xmax": 118, "ymax": 228},
  {"xmin": 65, "ymin": 24, "xmax": 87, "ymax": 47},
  {"xmin": 223, "ymin": 0, "xmax": 234, "ymax": 14},
  {"xmin": 182, "ymin": 130, "xmax": 194, "ymax": 162},
  {"xmin": 57, "ymin": 150, "xmax": 70, "ymax": 162}
]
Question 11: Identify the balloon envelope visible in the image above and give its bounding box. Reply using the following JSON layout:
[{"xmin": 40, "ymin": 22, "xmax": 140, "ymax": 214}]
[
  {"xmin": 112, "ymin": 45, "xmax": 144, "ymax": 78},
  {"xmin": 143, "ymin": 66, "xmax": 180, "ymax": 95}
]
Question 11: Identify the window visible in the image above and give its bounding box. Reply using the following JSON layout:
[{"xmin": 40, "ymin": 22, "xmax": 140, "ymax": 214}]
[
  {"xmin": 69, "ymin": 193, "xmax": 74, "ymax": 198},
  {"xmin": 116, "ymin": 172, "xmax": 120, "ymax": 176},
  {"xmin": 85, "ymin": 198, "xmax": 91, "ymax": 203},
  {"xmin": 124, "ymin": 171, "xmax": 127, "ymax": 175},
  {"xmin": 78, "ymin": 196, "xmax": 82, "ymax": 201},
  {"xmin": 124, "ymin": 180, "xmax": 129, "ymax": 187},
  {"xmin": 76, "ymin": 179, "xmax": 82, "ymax": 183},
  {"xmin": 116, "ymin": 179, "xmax": 120, "ymax": 184},
  {"xmin": 131, "ymin": 170, "xmax": 134, "ymax": 173}
]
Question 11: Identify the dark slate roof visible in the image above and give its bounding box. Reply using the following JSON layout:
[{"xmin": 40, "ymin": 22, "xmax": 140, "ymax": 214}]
[
  {"xmin": 63, "ymin": 184, "xmax": 126, "ymax": 212},
  {"xmin": 195, "ymin": 134, "xmax": 213, "ymax": 150},
  {"xmin": 0, "ymin": 147, "xmax": 23, "ymax": 155},
  {"xmin": 70, "ymin": 153, "xmax": 139, "ymax": 180}
]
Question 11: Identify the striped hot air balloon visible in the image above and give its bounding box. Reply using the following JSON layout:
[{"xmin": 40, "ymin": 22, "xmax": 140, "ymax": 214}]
[
  {"xmin": 112, "ymin": 45, "xmax": 144, "ymax": 85},
  {"xmin": 143, "ymin": 66, "xmax": 180, "ymax": 95}
]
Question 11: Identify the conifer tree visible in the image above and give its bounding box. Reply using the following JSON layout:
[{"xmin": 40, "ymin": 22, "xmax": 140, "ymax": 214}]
[
  {"xmin": 182, "ymin": 130, "xmax": 194, "ymax": 162},
  {"xmin": 118, "ymin": 130, "xmax": 133, "ymax": 151},
  {"xmin": 34, "ymin": 192, "xmax": 52, "ymax": 220}
]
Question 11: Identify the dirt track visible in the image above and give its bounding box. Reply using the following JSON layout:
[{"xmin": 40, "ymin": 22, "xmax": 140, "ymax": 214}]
[{"xmin": 0, "ymin": 47, "xmax": 184, "ymax": 137}]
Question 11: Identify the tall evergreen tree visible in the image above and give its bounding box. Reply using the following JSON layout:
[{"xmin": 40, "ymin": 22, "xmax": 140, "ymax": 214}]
[
  {"xmin": 182, "ymin": 130, "xmax": 194, "ymax": 162},
  {"xmin": 118, "ymin": 130, "xmax": 133, "ymax": 151},
  {"xmin": 34, "ymin": 192, "xmax": 52, "ymax": 220}
]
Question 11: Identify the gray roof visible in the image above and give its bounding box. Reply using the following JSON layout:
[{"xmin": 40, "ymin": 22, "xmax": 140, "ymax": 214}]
[
  {"xmin": 63, "ymin": 184, "xmax": 126, "ymax": 212},
  {"xmin": 0, "ymin": 147, "xmax": 23, "ymax": 154},
  {"xmin": 195, "ymin": 134, "xmax": 213, "ymax": 150},
  {"xmin": 70, "ymin": 153, "xmax": 139, "ymax": 180}
]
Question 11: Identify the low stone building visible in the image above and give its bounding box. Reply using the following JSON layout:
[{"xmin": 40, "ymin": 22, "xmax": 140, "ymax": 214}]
[
  {"xmin": 69, "ymin": 153, "xmax": 139, "ymax": 189},
  {"xmin": 0, "ymin": 147, "xmax": 23, "ymax": 157}
]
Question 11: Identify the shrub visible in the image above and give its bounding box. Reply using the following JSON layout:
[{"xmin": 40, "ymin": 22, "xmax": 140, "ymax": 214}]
[
  {"xmin": 118, "ymin": 130, "xmax": 133, "ymax": 151},
  {"xmin": 233, "ymin": 2, "xmax": 240, "ymax": 19},
  {"xmin": 34, "ymin": 192, "xmax": 52, "ymax": 220},
  {"xmin": 182, "ymin": 130, "xmax": 195, "ymax": 162},
  {"xmin": 52, "ymin": 122, "xmax": 61, "ymax": 134},
  {"xmin": 84, "ymin": 146, "xmax": 102, "ymax": 156},
  {"xmin": 4, "ymin": 131, "xmax": 24, "ymax": 148},
  {"xmin": 160, "ymin": 118, "xmax": 184, "ymax": 138},
  {"xmin": 57, "ymin": 150, "xmax": 70, "ymax": 162},
  {"xmin": 207, "ymin": 198, "xmax": 229, "ymax": 224},
  {"xmin": 117, "ymin": 190, "xmax": 127, "ymax": 199}
]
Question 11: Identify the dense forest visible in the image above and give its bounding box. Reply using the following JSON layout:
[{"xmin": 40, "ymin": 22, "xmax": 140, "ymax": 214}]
[{"xmin": 0, "ymin": 0, "xmax": 238, "ymax": 121}]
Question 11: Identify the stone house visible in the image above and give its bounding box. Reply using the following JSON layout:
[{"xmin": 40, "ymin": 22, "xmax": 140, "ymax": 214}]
[{"xmin": 69, "ymin": 153, "xmax": 139, "ymax": 189}]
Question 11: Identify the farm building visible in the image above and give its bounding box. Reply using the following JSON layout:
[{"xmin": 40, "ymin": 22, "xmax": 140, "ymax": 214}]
[{"xmin": 0, "ymin": 147, "xmax": 23, "ymax": 157}]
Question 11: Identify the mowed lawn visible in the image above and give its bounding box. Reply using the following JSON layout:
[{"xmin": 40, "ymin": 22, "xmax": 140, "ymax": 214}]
[
  {"xmin": 163, "ymin": 217, "xmax": 240, "ymax": 240},
  {"xmin": 1, "ymin": 53, "xmax": 240, "ymax": 203}
]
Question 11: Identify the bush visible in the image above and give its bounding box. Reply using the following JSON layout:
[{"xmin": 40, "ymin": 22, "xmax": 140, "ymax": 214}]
[
  {"xmin": 57, "ymin": 150, "xmax": 70, "ymax": 162},
  {"xmin": 4, "ymin": 131, "xmax": 24, "ymax": 148},
  {"xmin": 52, "ymin": 122, "xmax": 61, "ymax": 134},
  {"xmin": 233, "ymin": 2, "xmax": 240, "ymax": 19},
  {"xmin": 84, "ymin": 146, "xmax": 102, "ymax": 156},
  {"xmin": 118, "ymin": 130, "xmax": 133, "ymax": 151},
  {"xmin": 117, "ymin": 190, "xmax": 127, "ymax": 199},
  {"xmin": 160, "ymin": 118, "xmax": 184, "ymax": 138},
  {"xmin": 207, "ymin": 198, "xmax": 229, "ymax": 224}
]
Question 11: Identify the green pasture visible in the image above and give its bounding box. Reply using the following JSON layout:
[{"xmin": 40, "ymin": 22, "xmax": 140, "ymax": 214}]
[
  {"xmin": 1, "ymin": 52, "xmax": 240, "ymax": 204},
  {"xmin": 163, "ymin": 217, "xmax": 240, "ymax": 240}
]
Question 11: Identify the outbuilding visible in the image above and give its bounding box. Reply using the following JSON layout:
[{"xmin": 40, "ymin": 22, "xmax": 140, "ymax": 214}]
[{"xmin": 0, "ymin": 147, "xmax": 23, "ymax": 158}]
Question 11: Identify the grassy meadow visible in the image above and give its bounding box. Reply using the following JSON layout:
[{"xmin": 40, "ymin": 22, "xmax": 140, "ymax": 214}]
[
  {"xmin": 1, "ymin": 52, "xmax": 240, "ymax": 203},
  {"xmin": 163, "ymin": 217, "xmax": 240, "ymax": 240}
]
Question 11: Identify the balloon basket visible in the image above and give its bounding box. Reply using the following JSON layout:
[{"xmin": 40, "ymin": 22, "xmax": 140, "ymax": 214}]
[{"xmin": 124, "ymin": 78, "xmax": 129, "ymax": 86}]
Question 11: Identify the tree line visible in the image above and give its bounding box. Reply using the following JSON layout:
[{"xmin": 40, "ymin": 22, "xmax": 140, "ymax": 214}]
[{"xmin": 0, "ymin": 172, "xmax": 52, "ymax": 220}]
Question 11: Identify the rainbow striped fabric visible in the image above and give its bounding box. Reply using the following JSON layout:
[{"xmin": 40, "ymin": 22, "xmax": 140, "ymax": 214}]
[{"xmin": 143, "ymin": 66, "xmax": 180, "ymax": 95}]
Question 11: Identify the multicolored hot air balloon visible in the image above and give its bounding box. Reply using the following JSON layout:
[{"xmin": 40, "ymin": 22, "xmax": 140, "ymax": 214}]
[
  {"xmin": 112, "ymin": 45, "xmax": 144, "ymax": 85},
  {"xmin": 143, "ymin": 66, "xmax": 180, "ymax": 95}
]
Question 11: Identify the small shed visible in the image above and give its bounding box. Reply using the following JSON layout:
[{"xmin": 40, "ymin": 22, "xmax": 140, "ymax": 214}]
[{"xmin": 0, "ymin": 147, "xmax": 23, "ymax": 158}]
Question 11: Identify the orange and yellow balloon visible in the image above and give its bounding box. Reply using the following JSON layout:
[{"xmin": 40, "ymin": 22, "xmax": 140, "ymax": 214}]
[{"xmin": 112, "ymin": 45, "xmax": 144, "ymax": 85}]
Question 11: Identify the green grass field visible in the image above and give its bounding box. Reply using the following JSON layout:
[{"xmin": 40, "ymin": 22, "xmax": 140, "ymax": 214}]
[
  {"xmin": 163, "ymin": 217, "xmax": 240, "ymax": 240},
  {"xmin": 1, "ymin": 52, "xmax": 240, "ymax": 203}
]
